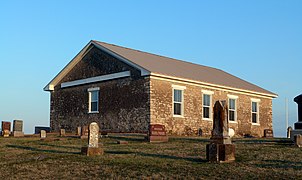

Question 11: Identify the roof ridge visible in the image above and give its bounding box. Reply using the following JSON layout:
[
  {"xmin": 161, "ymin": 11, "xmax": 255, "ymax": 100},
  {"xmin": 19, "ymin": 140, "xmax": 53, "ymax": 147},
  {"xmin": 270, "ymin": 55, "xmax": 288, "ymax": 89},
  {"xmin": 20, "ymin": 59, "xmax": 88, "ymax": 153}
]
[{"xmin": 92, "ymin": 40, "xmax": 219, "ymax": 71}]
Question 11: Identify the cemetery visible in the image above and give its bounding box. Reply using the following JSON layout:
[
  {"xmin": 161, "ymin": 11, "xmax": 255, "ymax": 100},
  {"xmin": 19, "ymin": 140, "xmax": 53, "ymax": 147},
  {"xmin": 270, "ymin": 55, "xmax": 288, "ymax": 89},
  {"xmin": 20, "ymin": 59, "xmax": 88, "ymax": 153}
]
[{"xmin": 0, "ymin": 95, "xmax": 302, "ymax": 179}]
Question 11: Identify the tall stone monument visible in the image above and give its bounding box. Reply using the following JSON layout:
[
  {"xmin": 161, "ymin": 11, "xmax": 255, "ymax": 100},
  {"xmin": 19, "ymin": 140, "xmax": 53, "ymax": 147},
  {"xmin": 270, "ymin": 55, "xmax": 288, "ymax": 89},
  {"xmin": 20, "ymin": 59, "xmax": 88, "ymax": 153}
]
[
  {"xmin": 290, "ymin": 94, "xmax": 302, "ymax": 141},
  {"xmin": 13, "ymin": 120, "xmax": 24, "ymax": 137},
  {"xmin": 81, "ymin": 122, "xmax": 103, "ymax": 156},
  {"xmin": 206, "ymin": 100, "xmax": 235, "ymax": 163}
]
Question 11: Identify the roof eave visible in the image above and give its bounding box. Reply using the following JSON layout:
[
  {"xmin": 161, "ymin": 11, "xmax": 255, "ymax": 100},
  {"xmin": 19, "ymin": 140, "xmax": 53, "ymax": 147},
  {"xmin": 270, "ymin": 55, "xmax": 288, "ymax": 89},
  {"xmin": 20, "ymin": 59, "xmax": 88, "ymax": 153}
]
[
  {"xmin": 150, "ymin": 73, "xmax": 278, "ymax": 99},
  {"xmin": 44, "ymin": 40, "xmax": 151, "ymax": 92}
]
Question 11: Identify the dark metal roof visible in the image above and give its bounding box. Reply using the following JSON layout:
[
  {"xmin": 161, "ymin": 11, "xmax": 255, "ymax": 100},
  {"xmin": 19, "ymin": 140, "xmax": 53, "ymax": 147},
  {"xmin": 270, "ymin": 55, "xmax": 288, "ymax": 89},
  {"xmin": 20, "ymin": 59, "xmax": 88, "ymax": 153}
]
[{"xmin": 93, "ymin": 40, "xmax": 277, "ymax": 97}]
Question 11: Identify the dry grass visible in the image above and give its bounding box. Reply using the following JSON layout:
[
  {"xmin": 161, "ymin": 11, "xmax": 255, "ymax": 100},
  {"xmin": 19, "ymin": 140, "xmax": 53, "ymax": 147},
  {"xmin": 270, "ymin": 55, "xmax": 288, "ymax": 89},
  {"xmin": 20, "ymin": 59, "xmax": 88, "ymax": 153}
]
[{"xmin": 0, "ymin": 134, "xmax": 301, "ymax": 179}]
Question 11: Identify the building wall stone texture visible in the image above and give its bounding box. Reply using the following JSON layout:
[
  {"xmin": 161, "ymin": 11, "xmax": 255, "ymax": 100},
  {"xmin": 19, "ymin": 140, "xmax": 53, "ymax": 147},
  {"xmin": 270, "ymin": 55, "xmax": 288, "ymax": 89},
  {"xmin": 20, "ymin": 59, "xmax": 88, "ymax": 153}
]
[
  {"xmin": 50, "ymin": 46, "xmax": 150, "ymax": 132},
  {"xmin": 149, "ymin": 77, "xmax": 273, "ymax": 137}
]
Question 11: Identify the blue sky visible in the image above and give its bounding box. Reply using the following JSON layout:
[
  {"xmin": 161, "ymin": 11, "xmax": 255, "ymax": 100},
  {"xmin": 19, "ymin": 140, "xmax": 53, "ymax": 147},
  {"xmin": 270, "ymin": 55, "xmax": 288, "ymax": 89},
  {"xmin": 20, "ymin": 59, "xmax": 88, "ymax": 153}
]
[{"xmin": 0, "ymin": 0, "xmax": 301, "ymax": 136}]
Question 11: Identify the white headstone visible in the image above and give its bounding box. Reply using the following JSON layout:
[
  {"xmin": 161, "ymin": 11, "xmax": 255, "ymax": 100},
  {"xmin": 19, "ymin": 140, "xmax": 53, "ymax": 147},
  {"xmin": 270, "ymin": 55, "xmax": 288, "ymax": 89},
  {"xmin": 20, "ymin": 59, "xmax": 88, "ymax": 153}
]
[
  {"xmin": 40, "ymin": 130, "xmax": 46, "ymax": 138},
  {"xmin": 88, "ymin": 122, "xmax": 99, "ymax": 148}
]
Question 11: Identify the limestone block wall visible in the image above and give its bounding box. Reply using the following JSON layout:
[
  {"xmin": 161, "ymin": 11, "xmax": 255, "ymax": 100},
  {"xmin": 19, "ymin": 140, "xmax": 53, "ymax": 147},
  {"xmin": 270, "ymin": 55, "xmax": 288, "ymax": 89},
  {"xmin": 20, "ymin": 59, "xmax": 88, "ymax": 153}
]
[{"xmin": 149, "ymin": 77, "xmax": 273, "ymax": 137}]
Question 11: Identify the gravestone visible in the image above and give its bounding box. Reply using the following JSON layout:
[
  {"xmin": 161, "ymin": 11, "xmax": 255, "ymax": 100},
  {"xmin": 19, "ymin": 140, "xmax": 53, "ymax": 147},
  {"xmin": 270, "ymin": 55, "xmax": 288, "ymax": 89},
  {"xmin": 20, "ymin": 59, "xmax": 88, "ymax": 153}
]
[
  {"xmin": 290, "ymin": 94, "xmax": 302, "ymax": 141},
  {"xmin": 81, "ymin": 126, "xmax": 89, "ymax": 139},
  {"xmin": 81, "ymin": 122, "xmax": 103, "ymax": 156},
  {"xmin": 77, "ymin": 127, "xmax": 81, "ymax": 136},
  {"xmin": 229, "ymin": 128, "xmax": 235, "ymax": 138},
  {"xmin": 3, "ymin": 130, "xmax": 10, "ymax": 137},
  {"xmin": 198, "ymin": 128, "xmax": 203, "ymax": 136},
  {"xmin": 264, "ymin": 129, "xmax": 274, "ymax": 138},
  {"xmin": 287, "ymin": 126, "xmax": 292, "ymax": 138},
  {"xmin": 40, "ymin": 130, "xmax": 46, "ymax": 139},
  {"xmin": 206, "ymin": 100, "xmax": 235, "ymax": 163},
  {"xmin": 60, "ymin": 129, "xmax": 66, "ymax": 137},
  {"xmin": 148, "ymin": 124, "xmax": 168, "ymax": 142},
  {"xmin": 295, "ymin": 134, "xmax": 302, "ymax": 147},
  {"xmin": 1, "ymin": 121, "xmax": 11, "ymax": 137},
  {"xmin": 35, "ymin": 126, "xmax": 51, "ymax": 134},
  {"xmin": 13, "ymin": 120, "xmax": 24, "ymax": 137}
]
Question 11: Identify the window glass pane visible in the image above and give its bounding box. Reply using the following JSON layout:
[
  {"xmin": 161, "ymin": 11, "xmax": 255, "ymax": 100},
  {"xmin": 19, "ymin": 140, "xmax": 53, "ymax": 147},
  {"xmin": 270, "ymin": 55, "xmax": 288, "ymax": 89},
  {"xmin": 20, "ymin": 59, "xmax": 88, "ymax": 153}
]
[
  {"xmin": 174, "ymin": 89, "xmax": 182, "ymax": 103},
  {"xmin": 229, "ymin": 110, "xmax": 235, "ymax": 121},
  {"xmin": 91, "ymin": 102, "xmax": 98, "ymax": 112},
  {"xmin": 174, "ymin": 103, "xmax": 181, "ymax": 115},
  {"xmin": 252, "ymin": 113, "xmax": 257, "ymax": 123},
  {"xmin": 203, "ymin": 94, "xmax": 210, "ymax": 106},
  {"xmin": 229, "ymin": 99, "xmax": 235, "ymax": 110},
  {"xmin": 252, "ymin": 102, "xmax": 257, "ymax": 112},
  {"xmin": 203, "ymin": 107, "xmax": 210, "ymax": 118},
  {"xmin": 91, "ymin": 91, "xmax": 98, "ymax": 101}
]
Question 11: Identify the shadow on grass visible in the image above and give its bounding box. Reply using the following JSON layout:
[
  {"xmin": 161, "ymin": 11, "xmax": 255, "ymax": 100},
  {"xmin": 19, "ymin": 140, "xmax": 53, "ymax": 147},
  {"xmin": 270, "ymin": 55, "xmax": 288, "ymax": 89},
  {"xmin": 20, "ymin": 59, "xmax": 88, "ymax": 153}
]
[
  {"xmin": 256, "ymin": 160, "xmax": 302, "ymax": 170},
  {"xmin": 106, "ymin": 150, "xmax": 206, "ymax": 163},
  {"xmin": 169, "ymin": 137, "xmax": 210, "ymax": 143},
  {"xmin": 233, "ymin": 138, "xmax": 293, "ymax": 146},
  {"xmin": 6, "ymin": 144, "xmax": 80, "ymax": 155},
  {"xmin": 107, "ymin": 136, "xmax": 146, "ymax": 143},
  {"xmin": 37, "ymin": 142, "xmax": 81, "ymax": 150}
]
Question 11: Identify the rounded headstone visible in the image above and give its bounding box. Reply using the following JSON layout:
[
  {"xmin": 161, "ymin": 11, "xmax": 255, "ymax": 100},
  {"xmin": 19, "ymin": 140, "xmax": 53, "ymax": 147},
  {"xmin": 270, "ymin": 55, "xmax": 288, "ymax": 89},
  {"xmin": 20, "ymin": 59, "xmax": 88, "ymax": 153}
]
[{"xmin": 229, "ymin": 128, "xmax": 235, "ymax": 138}]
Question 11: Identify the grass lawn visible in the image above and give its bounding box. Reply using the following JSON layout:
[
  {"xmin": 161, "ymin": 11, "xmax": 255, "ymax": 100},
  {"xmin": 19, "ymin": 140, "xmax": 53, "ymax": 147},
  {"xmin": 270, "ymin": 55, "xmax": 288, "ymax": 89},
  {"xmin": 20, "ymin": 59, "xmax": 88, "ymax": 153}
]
[{"xmin": 0, "ymin": 134, "xmax": 301, "ymax": 179}]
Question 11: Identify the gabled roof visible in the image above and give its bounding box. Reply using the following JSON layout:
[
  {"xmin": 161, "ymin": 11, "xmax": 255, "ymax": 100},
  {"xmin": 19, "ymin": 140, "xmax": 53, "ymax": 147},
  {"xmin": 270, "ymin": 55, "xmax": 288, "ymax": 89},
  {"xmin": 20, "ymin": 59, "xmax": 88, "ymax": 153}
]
[{"xmin": 44, "ymin": 40, "xmax": 277, "ymax": 98}]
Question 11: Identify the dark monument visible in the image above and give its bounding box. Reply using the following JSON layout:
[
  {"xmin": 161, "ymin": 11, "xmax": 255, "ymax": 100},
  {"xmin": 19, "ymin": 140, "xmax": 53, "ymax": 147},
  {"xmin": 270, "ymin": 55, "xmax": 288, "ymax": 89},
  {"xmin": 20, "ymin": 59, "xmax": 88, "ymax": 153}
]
[
  {"xmin": 13, "ymin": 120, "xmax": 24, "ymax": 137},
  {"xmin": 290, "ymin": 94, "xmax": 302, "ymax": 141},
  {"xmin": 35, "ymin": 126, "xmax": 51, "ymax": 134},
  {"xmin": 287, "ymin": 126, "xmax": 292, "ymax": 138},
  {"xmin": 294, "ymin": 94, "xmax": 302, "ymax": 129},
  {"xmin": 263, "ymin": 129, "xmax": 273, "ymax": 138},
  {"xmin": 148, "ymin": 124, "xmax": 168, "ymax": 142},
  {"xmin": 206, "ymin": 100, "xmax": 235, "ymax": 163}
]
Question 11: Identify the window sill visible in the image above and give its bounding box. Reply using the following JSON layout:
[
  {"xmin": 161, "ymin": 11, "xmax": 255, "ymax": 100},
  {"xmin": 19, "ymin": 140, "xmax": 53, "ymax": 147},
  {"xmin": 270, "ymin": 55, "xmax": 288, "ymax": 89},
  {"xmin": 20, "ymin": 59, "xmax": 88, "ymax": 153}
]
[
  {"xmin": 88, "ymin": 111, "xmax": 99, "ymax": 114},
  {"xmin": 229, "ymin": 121, "xmax": 238, "ymax": 124},
  {"xmin": 252, "ymin": 123, "xmax": 260, "ymax": 126},
  {"xmin": 203, "ymin": 118, "xmax": 213, "ymax": 121},
  {"xmin": 173, "ymin": 115, "xmax": 184, "ymax": 118}
]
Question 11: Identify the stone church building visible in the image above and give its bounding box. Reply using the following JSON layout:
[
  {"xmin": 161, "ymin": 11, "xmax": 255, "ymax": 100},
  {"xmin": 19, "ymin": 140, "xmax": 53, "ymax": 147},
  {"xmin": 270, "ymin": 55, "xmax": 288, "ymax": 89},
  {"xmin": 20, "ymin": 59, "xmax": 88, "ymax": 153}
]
[{"xmin": 44, "ymin": 40, "xmax": 277, "ymax": 137}]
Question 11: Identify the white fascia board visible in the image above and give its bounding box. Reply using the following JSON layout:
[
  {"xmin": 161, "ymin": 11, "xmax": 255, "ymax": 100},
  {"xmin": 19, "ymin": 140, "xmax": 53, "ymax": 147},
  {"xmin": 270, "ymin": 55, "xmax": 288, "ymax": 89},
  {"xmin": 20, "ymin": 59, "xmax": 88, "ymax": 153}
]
[
  {"xmin": 227, "ymin": 94, "xmax": 239, "ymax": 99},
  {"xmin": 61, "ymin": 71, "xmax": 131, "ymax": 88},
  {"xmin": 92, "ymin": 42, "xmax": 150, "ymax": 76},
  {"xmin": 172, "ymin": 84, "xmax": 186, "ymax": 90}
]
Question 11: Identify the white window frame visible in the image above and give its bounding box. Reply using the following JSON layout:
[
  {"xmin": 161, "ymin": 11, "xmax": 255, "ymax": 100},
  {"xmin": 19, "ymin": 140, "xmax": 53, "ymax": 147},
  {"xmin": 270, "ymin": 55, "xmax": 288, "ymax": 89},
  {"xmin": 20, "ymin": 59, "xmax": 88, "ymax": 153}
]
[
  {"xmin": 88, "ymin": 87, "xmax": 100, "ymax": 113},
  {"xmin": 251, "ymin": 98, "xmax": 260, "ymax": 125},
  {"xmin": 172, "ymin": 85, "xmax": 186, "ymax": 117},
  {"xmin": 227, "ymin": 95, "xmax": 238, "ymax": 123},
  {"xmin": 202, "ymin": 90, "xmax": 214, "ymax": 121}
]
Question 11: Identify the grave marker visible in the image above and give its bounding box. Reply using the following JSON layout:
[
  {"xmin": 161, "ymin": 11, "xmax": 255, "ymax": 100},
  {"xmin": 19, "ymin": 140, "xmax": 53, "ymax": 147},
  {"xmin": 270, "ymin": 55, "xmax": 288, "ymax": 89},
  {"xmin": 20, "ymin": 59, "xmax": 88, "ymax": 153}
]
[
  {"xmin": 81, "ymin": 122, "xmax": 103, "ymax": 156},
  {"xmin": 77, "ymin": 127, "xmax": 81, "ymax": 136},
  {"xmin": 264, "ymin": 129, "xmax": 273, "ymax": 138},
  {"xmin": 1, "ymin": 121, "xmax": 11, "ymax": 137},
  {"xmin": 290, "ymin": 94, "xmax": 302, "ymax": 141},
  {"xmin": 60, "ymin": 129, "xmax": 66, "ymax": 137},
  {"xmin": 206, "ymin": 100, "xmax": 235, "ymax": 163},
  {"xmin": 148, "ymin": 124, "xmax": 168, "ymax": 142},
  {"xmin": 81, "ymin": 126, "xmax": 89, "ymax": 139},
  {"xmin": 40, "ymin": 130, "xmax": 46, "ymax": 139},
  {"xmin": 13, "ymin": 120, "xmax": 24, "ymax": 137}
]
